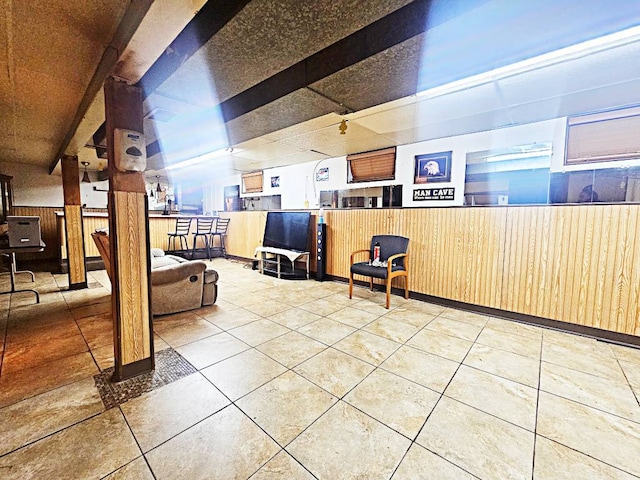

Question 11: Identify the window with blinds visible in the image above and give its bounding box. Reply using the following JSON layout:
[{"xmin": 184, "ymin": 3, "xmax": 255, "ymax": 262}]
[
  {"xmin": 347, "ymin": 147, "xmax": 396, "ymax": 183},
  {"xmin": 566, "ymin": 106, "xmax": 640, "ymax": 165},
  {"xmin": 241, "ymin": 171, "xmax": 263, "ymax": 193}
]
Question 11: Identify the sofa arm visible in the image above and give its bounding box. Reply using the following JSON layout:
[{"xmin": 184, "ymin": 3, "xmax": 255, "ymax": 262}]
[{"xmin": 151, "ymin": 260, "xmax": 207, "ymax": 286}]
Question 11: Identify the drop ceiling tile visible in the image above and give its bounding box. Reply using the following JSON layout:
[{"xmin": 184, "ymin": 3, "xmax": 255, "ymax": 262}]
[
  {"xmin": 383, "ymin": 109, "xmax": 515, "ymax": 146},
  {"xmin": 262, "ymin": 113, "xmax": 344, "ymax": 142},
  {"xmin": 351, "ymin": 103, "xmax": 418, "ymax": 135},
  {"xmin": 413, "ymin": 82, "xmax": 503, "ymax": 125},
  {"xmin": 233, "ymin": 137, "xmax": 273, "ymax": 151},
  {"xmin": 259, "ymin": 149, "xmax": 329, "ymax": 170},
  {"xmin": 509, "ymin": 79, "xmax": 640, "ymax": 125},
  {"xmin": 232, "ymin": 142, "xmax": 305, "ymax": 162},
  {"xmin": 498, "ymin": 42, "xmax": 640, "ymax": 107},
  {"xmin": 383, "ymin": 127, "xmax": 422, "ymax": 146},
  {"xmin": 278, "ymin": 120, "xmax": 380, "ymax": 151},
  {"xmin": 320, "ymin": 133, "xmax": 398, "ymax": 158}
]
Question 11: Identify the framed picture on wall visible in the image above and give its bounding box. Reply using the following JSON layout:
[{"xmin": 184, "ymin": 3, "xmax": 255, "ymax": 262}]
[
  {"xmin": 271, "ymin": 176, "xmax": 280, "ymax": 188},
  {"xmin": 414, "ymin": 151, "xmax": 452, "ymax": 184}
]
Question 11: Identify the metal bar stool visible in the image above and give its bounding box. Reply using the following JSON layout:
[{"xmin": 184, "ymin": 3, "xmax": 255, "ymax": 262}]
[
  {"xmin": 191, "ymin": 217, "xmax": 215, "ymax": 260},
  {"xmin": 210, "ymin": 218, "xmax": 230, "ymax": 258},
  {"xmin": 167, "ymin": 217, "xmax": 192, "ymax": 254}
]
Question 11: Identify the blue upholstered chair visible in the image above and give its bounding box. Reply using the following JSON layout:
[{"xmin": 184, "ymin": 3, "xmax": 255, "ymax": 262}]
[{"xmin": 348, "ymin": 235, "xmax": 409, "ymax": 309}]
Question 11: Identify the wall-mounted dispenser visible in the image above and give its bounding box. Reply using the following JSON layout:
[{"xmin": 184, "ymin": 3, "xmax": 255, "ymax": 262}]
[{"xmin": 113, "ymin": 128, "xmax": 146, "ymax": 172}]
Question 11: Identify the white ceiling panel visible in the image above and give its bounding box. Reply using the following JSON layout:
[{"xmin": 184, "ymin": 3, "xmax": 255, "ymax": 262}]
[
  {"xmin": 413, "ymin": 83, "xmax": 504, "ymax": 125},
  {"xmin": 498, "ymin": 42, "xmax": 640, "ymax": 107},
  {"xmin": 231, "ymin": 141, "xmax": 305, "ymax": 161},
  {"xmin": 261, "ymin": 113, "xmax": 344, "ymax": 142},
  {"xmin": 279, "ymin": 121, "xmax": 380, "ymax": 151},
  {"xmin": 320, "ymin": 134, "xmax": 398, "ymax": 158},
  {"xmin": 352, "ymin": 103, "xmax": 418, "ymax": 135}
]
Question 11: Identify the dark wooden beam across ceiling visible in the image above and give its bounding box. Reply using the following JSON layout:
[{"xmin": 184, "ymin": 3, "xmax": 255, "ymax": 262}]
[
  {"xmin": 145, "ymin": 0, "xmax": 442, "ymax": 158},
  {"xmin": 87, "ymin": 0, "xmax": 253, "ymax": 165},
  {"xmin": 138, "ymin": 0, "xmax": 253, "ymax": 99},
  {"xmin": 219, "ymin": 0, "xmax": 434, "ymax": 122}
]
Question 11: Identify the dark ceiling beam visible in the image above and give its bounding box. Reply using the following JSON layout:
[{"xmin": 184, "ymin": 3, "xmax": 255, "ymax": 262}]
[
  {"xmin": 88, "ymin": 0, "xmax": 252, "ymax": 162},
  {"xmin": 146, "ymin": 0, "xmax": 439, "ymax": 158},
  {"xmin": 219, "ymin": 0, "xmax": 436, "ymax": 122},
  {"xmin": 48, "ymin": 0, "xmax": 154, "ymax": 174},
  {"xmin": 138, "ymin": 0, "xmax": 253, "ymax": 99}
]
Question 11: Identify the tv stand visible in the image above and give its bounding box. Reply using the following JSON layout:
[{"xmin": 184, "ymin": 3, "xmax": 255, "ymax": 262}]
[{"xmin": 255, "ymin": 246, "xmax": 309, "ymax": 280}]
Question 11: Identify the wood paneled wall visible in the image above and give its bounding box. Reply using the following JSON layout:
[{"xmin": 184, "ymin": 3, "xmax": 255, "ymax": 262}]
[
  {"xmin": 223, "ymin": 206, "xmax": 640, "ymax": 337},
  {"xmin": 60, "ymin": 214, "xmax": 183, "ymax": 260}
]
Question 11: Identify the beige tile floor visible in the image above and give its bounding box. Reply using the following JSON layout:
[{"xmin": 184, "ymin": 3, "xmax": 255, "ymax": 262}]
[{"xmin": 0, "ymin": 259, "xmax": 640, "ymax": 479}]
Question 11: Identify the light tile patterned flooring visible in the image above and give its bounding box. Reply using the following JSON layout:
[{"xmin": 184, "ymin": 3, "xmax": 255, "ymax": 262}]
[{"xmin": 0, "ymin": 260, "xmax": 639, "ymax": 478}]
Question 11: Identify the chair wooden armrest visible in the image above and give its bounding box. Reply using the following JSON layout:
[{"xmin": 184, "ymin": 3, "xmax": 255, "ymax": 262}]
[
  {"xmin": 350, "ymin": 249, "xmax": 370, "ymax": 265},
  {"xmin": 387, "ymin": 252, "xmax": 409, "ymax": 278},
  {"xmin": 91, "ymin": 231, "xmax": 111, "ymax": 278}
]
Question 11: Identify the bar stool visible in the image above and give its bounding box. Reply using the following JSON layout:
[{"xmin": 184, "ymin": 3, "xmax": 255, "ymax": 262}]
[
  {"xmin": 191, "ymin": 217, "xmax": 215, "ymax": 259},
  {"xmin": 210, "ymin": 218, "xmax": 230, "ymax": 258},
  {"xmin": 167, "ymin": 217, "xmax": 192, "ymax": 254}
]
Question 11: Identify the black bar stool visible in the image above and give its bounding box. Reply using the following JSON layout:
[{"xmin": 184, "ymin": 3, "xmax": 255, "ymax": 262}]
[
  {"xmin": 167, "ymin": 217, "xmax": 192, "ymax": 253},
  {"xmin": 210, "ymin": 218, "xmax": 230, "ymax": 258},
  {"xmin": 191, "ymin": 217, "xmax": 215, "ymax": 259}
]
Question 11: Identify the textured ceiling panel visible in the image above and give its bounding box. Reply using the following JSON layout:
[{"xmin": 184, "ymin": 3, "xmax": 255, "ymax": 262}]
[
  {"xmin": 0, "ymin": 61, "xmax": 15, "ymax": 151},
  {"xmin": 12, "ymin": 0, "xmax": 130, "ymax": 84},
  {"xmin": 225, "ymin": 88, "xmax": 339, "ymax": 146},
  {"xmin": 11, "ymin": 68, "xmax": 84, "ymax": 164},
  {"xmin": 0, "ymin": 5, "xmax": 7, "ymax": 64},
  {"xmin": 156, "ymin": 0, "xmax": 413, "ymax": 104},
  {"xmin": 309, "ymin": 35, "xmax": 423, "ymax": 113}
]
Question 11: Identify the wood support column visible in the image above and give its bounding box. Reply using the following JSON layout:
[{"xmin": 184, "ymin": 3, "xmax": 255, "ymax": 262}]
[
  {"xmin": 60, "ymin": 155, "xmax": 87, "ymax": 290},
  {"xmin": 104, "ymin": 77, "xmax": 153, "ymax": 381}
]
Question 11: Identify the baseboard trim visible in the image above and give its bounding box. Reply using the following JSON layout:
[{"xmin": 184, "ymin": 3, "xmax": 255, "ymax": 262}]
[{"xmin": 331, "ymin": 274, "xmax": 640, "ymax": 348}]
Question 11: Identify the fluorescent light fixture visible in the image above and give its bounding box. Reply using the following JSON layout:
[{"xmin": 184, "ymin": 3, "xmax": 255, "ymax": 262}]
[
  {"xmin": 467, "ymin": 143, "xmax": 552, "ymax": 164},
  {"xmin": 485, "ymin": 150, "xmax": 550, "ymax": 162},
  {"xmin": 165, "ymin": 147, "xmax": 238, "ymax": 171},
  {"xmin": 417, "ymin": 25, "xmax": 640, "ymax": 99}
]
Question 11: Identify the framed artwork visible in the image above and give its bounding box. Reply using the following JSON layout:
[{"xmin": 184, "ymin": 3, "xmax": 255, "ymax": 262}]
[
  {"xmin": 414, "ymin": 151, "xmax": 452, "ymax": 184},
  {"xmin": 271, "ymin": 176, "xmax": 280, "ymax": 188},
  {"xmin": 316, "ymin": 167, "xmax": 329, "ymax": 182}
]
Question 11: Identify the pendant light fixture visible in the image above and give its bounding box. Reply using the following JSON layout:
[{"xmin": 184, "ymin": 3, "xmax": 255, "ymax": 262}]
[
  {"xmin": 81, "ymin": 162, "xmax": 91, "ymax": 183},
  {"xmin": 156, "ymin": 176, "xmax": 162, "ymax": 192}
]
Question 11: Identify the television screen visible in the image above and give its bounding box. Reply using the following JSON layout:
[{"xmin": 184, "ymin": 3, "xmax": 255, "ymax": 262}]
[{"xmin": 263, "ymin": 212, "xmax": 311, "ymax": 252}]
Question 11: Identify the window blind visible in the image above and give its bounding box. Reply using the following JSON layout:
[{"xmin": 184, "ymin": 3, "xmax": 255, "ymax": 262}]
[
  {"xmin": 347, "ymin": 147, "xmax": 396, "ymax": 183},
  {"xmin": 242, "ymin": 171, "xmax": 263, "ymax": 193},
  {"xmin": 566, "ymin": 106, "xmax": 640, "ymax": 164}
]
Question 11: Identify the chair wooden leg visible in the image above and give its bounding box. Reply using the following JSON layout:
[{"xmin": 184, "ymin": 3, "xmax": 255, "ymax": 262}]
[
  {"xmin": 369, "ymin": 277, "xmax": 373, "ymax": 291},
  {"xmin": 349, "ymin": 273, "xmax": 353, "ymax": 299},
  {"xmin": 385, "ymin": 280, "xmax": 391, "ymax": 309},
  {"xmin": 404, "ymin": 274, "xmax": 409, "ymax": 299}
]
